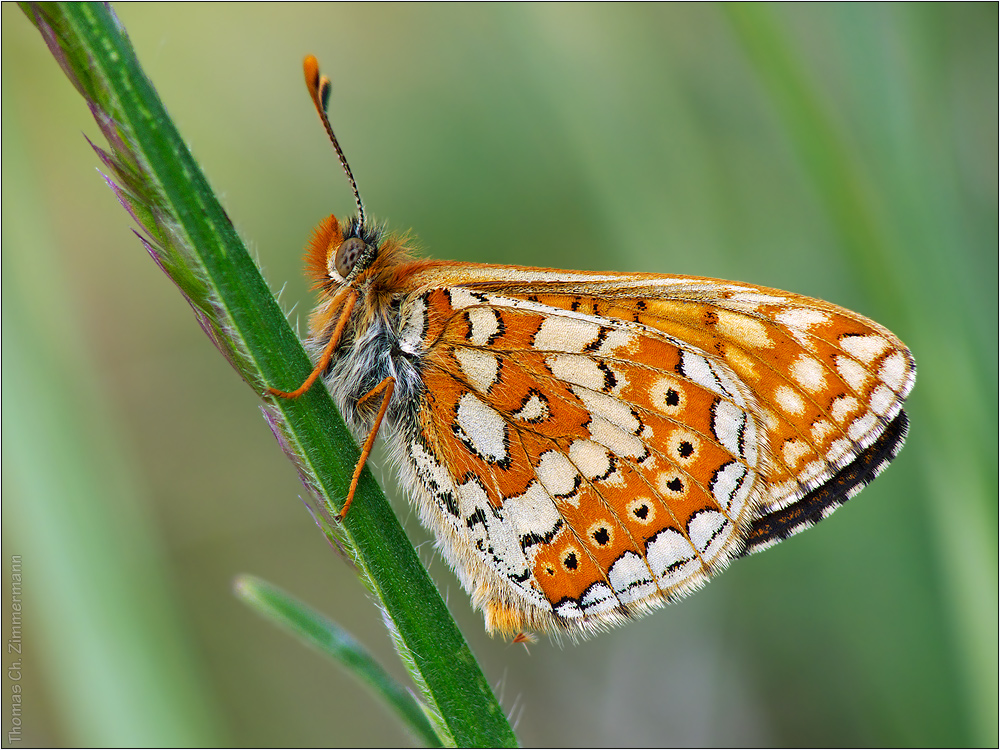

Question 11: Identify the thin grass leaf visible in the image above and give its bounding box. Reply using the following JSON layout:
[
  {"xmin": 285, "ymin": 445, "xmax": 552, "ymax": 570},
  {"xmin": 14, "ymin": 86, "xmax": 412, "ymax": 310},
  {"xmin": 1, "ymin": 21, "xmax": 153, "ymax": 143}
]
[
  {"xmin": 20, "ymin": 3, "xmax": 516, "ymax": 746},
  {"xmin": 235, "ymin": 576, "xmax": 442, "ymax": 748}
]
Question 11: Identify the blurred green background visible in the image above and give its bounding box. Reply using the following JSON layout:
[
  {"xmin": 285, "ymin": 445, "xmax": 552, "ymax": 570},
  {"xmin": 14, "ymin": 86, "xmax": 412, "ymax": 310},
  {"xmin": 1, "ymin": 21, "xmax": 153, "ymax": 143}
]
[{"xmin": 3, "ymin": 3, "xmax": 996, "ymax": 746}]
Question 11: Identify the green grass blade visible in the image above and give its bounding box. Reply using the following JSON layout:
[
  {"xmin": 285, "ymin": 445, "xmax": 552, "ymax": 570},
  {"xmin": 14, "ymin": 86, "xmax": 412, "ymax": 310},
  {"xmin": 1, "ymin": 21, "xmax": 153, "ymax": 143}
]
[
  {"xmin": 20, "ymin": 3, "xmax": 516, "ymax": 746},
  {"xmin": 235, "ymin": 576, "xmax": 442, "ymax": 748}
]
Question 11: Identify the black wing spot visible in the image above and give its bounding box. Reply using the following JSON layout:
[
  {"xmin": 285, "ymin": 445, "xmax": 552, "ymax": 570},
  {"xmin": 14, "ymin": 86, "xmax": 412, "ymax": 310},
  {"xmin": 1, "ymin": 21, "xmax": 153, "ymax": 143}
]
[
  {"xmin": 584, "ymin": 326, "xmax": 611, "ymax": 353},
  {"xmin": 510, "ymin": 568, "xmax": 532, "ymax": 584},
  {"xmin": 466, "ymin": 507, "xmax": 488, "ymax": 530},
  {"xmin": 592, "ymin": 526, "xmax": 611, "ymax": 546},
  {"xmin": 598, "ymin": 362, "xmax": 617, "ymax": 392},
  {"xmin": 439, "ymin": 490, "xmax": 459, "ymax": 517},
  {"xmin": 520, "ymin": 518, "xmax": 564, "ymax": 551}
]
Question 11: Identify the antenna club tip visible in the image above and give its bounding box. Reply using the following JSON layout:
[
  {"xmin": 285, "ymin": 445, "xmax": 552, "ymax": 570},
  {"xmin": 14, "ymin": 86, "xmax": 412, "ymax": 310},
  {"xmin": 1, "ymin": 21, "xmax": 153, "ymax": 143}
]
[
  {"xmin": 300, "ymin": 54, "xmax": 366, "ymax": 222},
  {"xmin": 303, "ymin": 55, "xmax": 320, "ymax": 86}
]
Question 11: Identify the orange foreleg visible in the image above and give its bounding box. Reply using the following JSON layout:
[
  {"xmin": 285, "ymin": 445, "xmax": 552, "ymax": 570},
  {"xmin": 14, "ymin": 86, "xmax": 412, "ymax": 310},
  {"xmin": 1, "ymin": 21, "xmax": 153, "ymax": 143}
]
[
  {"xmin": 268, "ymin": 288, "xmax": 357, "ymax": 399},
  {"xmin": 339, "ymin": 376, "xmax": 395, "ymax": 519}
]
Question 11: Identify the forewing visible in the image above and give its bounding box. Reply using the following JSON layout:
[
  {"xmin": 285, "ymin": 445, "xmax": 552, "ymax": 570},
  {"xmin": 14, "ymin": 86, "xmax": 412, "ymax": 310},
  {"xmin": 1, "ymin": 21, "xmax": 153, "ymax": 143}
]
[{"xmin": 502, "ymin": 279, "xmax": 916, "ymax": 516}]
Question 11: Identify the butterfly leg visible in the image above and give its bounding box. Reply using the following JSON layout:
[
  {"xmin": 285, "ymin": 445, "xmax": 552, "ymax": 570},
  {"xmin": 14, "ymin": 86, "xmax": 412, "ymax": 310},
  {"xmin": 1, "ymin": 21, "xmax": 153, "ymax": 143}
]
[
  {"xmin": 268, "ymin": 288, "xmax": 357, "ymax": 399},
  {"xmin": 339, "ymin": 375, "xmax": 395, "ymax": 519}
]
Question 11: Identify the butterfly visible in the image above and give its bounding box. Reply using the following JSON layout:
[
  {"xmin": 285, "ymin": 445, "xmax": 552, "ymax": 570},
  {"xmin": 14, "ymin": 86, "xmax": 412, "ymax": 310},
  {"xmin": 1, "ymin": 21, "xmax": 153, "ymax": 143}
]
[{"xmin": 270, "ymin": 56, "xmax": 916, "ymax": 640}]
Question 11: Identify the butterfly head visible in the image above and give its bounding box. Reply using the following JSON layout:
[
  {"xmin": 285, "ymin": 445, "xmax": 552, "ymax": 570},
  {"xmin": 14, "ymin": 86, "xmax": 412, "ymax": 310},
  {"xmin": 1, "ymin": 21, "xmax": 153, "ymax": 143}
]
[{"xmin": 306, "ymin": 212, "xmax": 386, "ymax": 287}]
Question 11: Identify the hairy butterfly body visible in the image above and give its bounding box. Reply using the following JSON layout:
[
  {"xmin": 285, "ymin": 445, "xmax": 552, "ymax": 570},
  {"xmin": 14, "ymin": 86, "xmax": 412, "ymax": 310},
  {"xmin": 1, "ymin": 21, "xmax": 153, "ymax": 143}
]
[{"xmin": 272, "ymin": 57, "xmax": 916, "ymax": 639}]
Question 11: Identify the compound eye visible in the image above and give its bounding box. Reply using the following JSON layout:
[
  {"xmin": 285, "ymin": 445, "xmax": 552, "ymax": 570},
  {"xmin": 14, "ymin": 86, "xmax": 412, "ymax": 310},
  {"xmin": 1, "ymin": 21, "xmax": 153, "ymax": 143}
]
[{"xmin": 334, "ymin": 237, "xmax": 366, "ymax": 278}]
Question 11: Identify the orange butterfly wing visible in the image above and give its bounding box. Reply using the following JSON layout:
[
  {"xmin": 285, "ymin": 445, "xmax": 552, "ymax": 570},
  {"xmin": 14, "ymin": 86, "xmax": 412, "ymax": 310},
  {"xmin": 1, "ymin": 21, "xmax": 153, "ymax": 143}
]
[{"xmin": 389, "ymin": 268, "xmax": 913, "ymax": 637}]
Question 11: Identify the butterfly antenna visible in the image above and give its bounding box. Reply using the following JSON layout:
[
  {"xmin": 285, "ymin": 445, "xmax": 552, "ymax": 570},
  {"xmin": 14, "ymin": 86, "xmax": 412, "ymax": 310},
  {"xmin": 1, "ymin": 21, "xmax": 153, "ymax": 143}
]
[{"xmin": 303, "ymin": 55, "xmax": 366, "ymax": 230}]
